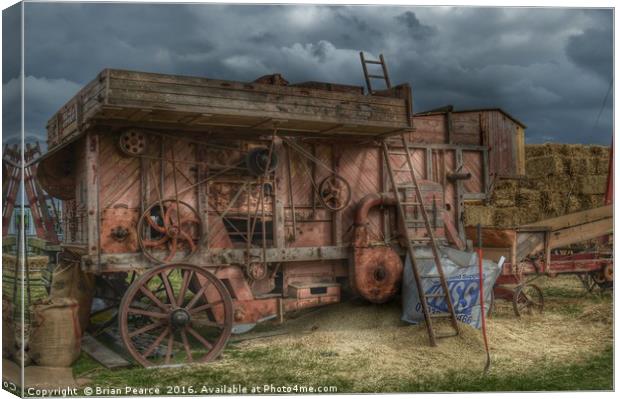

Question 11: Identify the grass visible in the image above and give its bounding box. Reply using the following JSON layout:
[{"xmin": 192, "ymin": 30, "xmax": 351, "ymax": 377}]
[
  {"xmin": 401, "ymin": 346, "xmax": 613, "ymax": 392},
  {"xmin": 49, "ymin": 275, "xmax": 620, "ymax": 393},
  {"xmin": 72, "ymin": 342, "xmax": 613, "ymax": 393}
]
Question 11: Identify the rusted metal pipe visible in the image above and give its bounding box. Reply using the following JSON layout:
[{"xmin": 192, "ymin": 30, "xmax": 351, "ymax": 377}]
[
  {"xmin": 354, "ymin": 192, "xmax": 398, "ymax": 226},
  {"xmin": 351, "ymin": 193, "xmax": 403, "ymax": 304}
]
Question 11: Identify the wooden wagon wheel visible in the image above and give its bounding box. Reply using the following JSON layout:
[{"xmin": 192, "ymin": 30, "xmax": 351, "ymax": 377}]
[
  {"xmin": 318, "ymin": 175, "xmax": 351, "ymax": 211},
  {"xmin": 137, "ymin": 199, "xmax": 202, "ymax": 264},
  {"xmin": 512, "ymin": 283, "xmax": 544, "ymax": 317},
  {"xmin": 119, "ymin": 263, "xmax": 233, "ymax": 368}
]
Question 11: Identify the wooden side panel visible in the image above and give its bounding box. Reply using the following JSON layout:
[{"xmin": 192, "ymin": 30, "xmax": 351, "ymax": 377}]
[
  {"xmin": 485, "ymin": 110, "xmax": 518, "ymax": 177},
  {"xmin": 515, "ymin": 126, "xmax": 526, "ymax": 176},
  {"xmin": 106, "ymin": 70, "xmax": 410, "ymax": 129},
  {"xmin": 99, "ymin": 135, "xmax": 141, "ymax": 209},
  {"xmin": 462, "ymin": 150, "xmax": 484, "ymax": 193},
  {"xmin": 339, "ymin": 146, "xmax": 382, "ymax": 244},
  {"xmin": 451, "ymin": 112, "xmax": 482, "ymax": 145},
  {"xmin": 281, "ymin": 143, "xmax": 332, "ymax": 248},
  {"xmin": 409, "ymin": 114, "xmax": 446, "ymax": 144}
]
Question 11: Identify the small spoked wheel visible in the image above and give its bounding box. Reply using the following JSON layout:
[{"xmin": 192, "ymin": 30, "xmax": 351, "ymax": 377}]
[
  {"xmin": 137, "ymin": 199, "xmax": 202, "ymax": 264},
  {"xmin": 512, "ymin": 284, "xmax": 544, "ymax": 317},
  {"xmin": 318, "ymin": 175, "xmax": 351, "ymax": 211},
  {"xmin": 119, "ymin": 264, "xmax": 233, "ymax": 367},
  {"xmin": 119, "ymin": 129, "xmax": 147, "ymax": 156}
]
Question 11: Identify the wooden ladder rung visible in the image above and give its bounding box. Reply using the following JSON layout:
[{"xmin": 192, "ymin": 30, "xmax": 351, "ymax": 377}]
[
  {"xmin": 430, "ymin": 312, "xmax": 453, "ymax": 318},
  {"xmin": 367, "ymin": 74, "xmax": 387, "ymax": 79},
  {"xmin": 436, "ymin": 332, "xmax": 459, "ymax": 339},
  {"xmin": 364, "ymin": 60, "xmax": 382, "ymax": 65},
  {"xmin": 425, "ymin": 293, "xmax": 446, "ymax": 298}
]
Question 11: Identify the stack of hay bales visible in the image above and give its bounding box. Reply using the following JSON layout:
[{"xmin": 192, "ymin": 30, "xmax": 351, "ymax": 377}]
[{"xmin": 465, "ymin": 143, "xmax": 610, "ymax": 228}]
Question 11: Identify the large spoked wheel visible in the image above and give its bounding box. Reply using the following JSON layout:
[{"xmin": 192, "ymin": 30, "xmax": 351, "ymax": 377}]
[
  {"xmin": 512, "ymin": 283, "xmax": 544, "ymax": 317},
  {"xmin": 137, "ymin": 199, "xmax": 202, "ymax": 264},
  {"xmin": 318, "ymin": 175, "xmax": 351, "ymax": 211},
  {"xmin": 119, "ymin": 264, "xmax": 233, "ymax": 368}
]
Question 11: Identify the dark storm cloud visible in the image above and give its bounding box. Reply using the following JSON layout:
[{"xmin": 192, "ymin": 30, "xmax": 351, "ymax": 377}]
[
  {"xmin": 566, "ymin": 27, "xmax": 613, "ymax": 80},
  {"xmin": 3, "ymin": 3, "xmax": 21, "ymax": 143},
  {"xmin": 7, "ymin": 4, "xmax": 613, "ymax": 146},
  {"xmin": 395, "ymin": 11, "xmax": 437, "ymax": 40}
]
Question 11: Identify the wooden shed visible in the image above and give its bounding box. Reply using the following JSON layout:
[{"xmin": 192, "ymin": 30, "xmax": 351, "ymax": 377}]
[{"xmin": 411, "ymin": 106, "xmax": 526, "ymax": 178}]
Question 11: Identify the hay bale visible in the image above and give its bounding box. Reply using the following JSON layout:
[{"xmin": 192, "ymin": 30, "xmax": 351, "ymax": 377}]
[
  {"xmin": 540, "ymin": 190, "xmax": 564, "ymax": 215},
  {"xmin": 464, "ymin": 206, "xmax": 494, "ymax": 226},
  {"xmin": 565, "ymin": 157, "xmax": 596, "ymax": 176},
  {"xmin": 516, "ymin": 188, "xmax": 541, "ymax": 208},
  {"xmin": 530, "ymin": 176, "xmax": 573, "ymax": 193},
  {"xmin": 589, "ymin": 145, "xmax": 610, "ymax": 157},
  {"xmin": 592, "ymin": 156, "xmax": 610, "ymax": 174},
  {"xmin": 27, "ymin": 256, "xmax": 49, "ymax": 271},
  {"xmin": 493, "ymin": 207, "xmax": 521, "ymax": 228},
  {"xmin": 491, "ymin": 179, "xmax": 518, "ymax": 207},
  {"xmin": 525, "ymin": 155, "xmax": 565, "ymax": 178},
  {"xmin": 578, "ymin": 194, "xmax": 605, "ymax": 209},
  {"xmin": 565, "ymin": 196, "xmax": 581, "ymax": 213},
  {"xmin": 577, "ymin": 175, "xmax": 608, "ymax": 194}
]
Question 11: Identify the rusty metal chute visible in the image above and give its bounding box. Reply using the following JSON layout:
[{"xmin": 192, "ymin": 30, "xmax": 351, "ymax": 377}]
[{"xmin": 36, "ymin": 141, "xmax": 76, "ymax": 200}]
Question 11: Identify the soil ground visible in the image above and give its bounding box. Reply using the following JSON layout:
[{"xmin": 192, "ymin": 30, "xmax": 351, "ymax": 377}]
[{"xmin": 69, "ymin": 275, "xmax": 613, "ymax": 394}]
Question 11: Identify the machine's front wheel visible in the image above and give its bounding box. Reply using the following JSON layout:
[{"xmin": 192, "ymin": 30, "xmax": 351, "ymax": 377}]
[{"xmin": 119, "ymin": 263, "xmax": 233, "ymax": 367}]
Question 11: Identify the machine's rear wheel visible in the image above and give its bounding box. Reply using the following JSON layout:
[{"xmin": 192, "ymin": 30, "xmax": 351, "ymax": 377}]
[{"xmin": 119, "ymin": 263, "xmax": 233, "ymax": 367}]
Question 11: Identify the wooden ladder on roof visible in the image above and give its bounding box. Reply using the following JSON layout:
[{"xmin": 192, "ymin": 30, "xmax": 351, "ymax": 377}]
[
  {"xmin": 382, "ymin": 133, "xmax": 461, "ymax": 346},
  {"xmin": 359, "ymin": 52, "xmax": 392, "ymax": 94}
]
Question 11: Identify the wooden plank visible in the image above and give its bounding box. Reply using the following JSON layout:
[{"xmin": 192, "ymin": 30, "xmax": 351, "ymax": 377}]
[
  {"xmin": 107, "ymin": 91, "xmax": 406, "ymax": 126},
  {"xmin": 523, "ymin": 205, "xmax": 612, "ymax": 230},
  {"xmin": 108, "ymin": 69, "xmax": 407, "ymax": 106},
  {"xmin": 82, "ymin": 334, "xmax": 131, "ymax": 369},
  {"xmin": 108, "ymin": 78, "xmax": 402, "ymax": 116},
  {"xmin": 548, "ymin": 218, "xmax": 612, "ymax": 250}
]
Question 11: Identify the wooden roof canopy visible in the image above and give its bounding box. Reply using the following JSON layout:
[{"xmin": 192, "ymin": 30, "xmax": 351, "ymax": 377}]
[{"xmin": 46, "ymin": 68, "xmax": 414, "ymax": 151}]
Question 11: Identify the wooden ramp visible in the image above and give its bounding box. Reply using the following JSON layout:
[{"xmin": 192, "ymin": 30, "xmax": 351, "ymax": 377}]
[{"xmin": 467, "ymin": 205, "xmax": 612, "ymax": 265}]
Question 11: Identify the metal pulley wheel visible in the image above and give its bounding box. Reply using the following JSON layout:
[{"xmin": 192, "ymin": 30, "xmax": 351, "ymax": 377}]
[
  {"xmin": 119, "ymin": 129, "xmax": 147, "ymax": 156},
  {"xmin": 119, "ymin": 263, "xmax": 233, "ymax": 367},
  {"xmin": 318, "ymin": 175, "xmax": 352, "ymax": 211},
  {"xmin": 512, "ymin": 283, "xmax": 544, "ymax": 317},
  {"xmin": 245, "ymin": 147, "xmax": 278, "ymax": 176},
  {"xmin": 137, "ymin": 199, "xmax": 202, "ymax": 264},
  {"xmin": 246, "ymin": 262, "xmax": 269, "ymax": 281}
]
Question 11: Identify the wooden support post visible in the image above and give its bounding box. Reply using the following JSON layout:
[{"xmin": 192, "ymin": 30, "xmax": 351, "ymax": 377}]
[
  {"xmin": 331, "ymin": 144, "xmax": 343, "ymax": 246},
  {"xmin": 455, "ymin": 148, "xmax": 466, "ymax": 243},
  {"xmin": 86, "ymin": 132, "xmax": 100, "ymax": 268},
  {"xmin": 196, "ymin": 144, "xmax": 209, "ymax": 249},
  {"xmin": 426, "ymin": 147, "xmax": 433, "ymax": 181},
  {"xmin": 482, "ymin": 148, "xmax": 490, "ymax": 194},
  {"xmin": 446, "ymin": 111, "xmax": 453, "ymax": 144}
]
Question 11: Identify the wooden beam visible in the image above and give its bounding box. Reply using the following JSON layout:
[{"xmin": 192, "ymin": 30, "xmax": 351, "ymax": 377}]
[{"xmin": 523, "ymin": 205, "xmax": 612, "ymax": 230}]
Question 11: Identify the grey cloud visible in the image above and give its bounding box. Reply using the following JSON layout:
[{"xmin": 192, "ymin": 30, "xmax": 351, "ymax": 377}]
[
  {"xmin": 566, "ymin": 27, "xmax": 613, "ymax": 80},
  {"xmin": 7, "ymin": 4, "xmax": 613, "ymax": 147},
  {"xmin": 395, "ymin": 11, "xmax": 437, "ymax": 40}
]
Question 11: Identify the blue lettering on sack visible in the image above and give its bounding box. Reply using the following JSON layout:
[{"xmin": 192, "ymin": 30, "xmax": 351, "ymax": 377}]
[{"xmin": 414, "ymin": 274, "xmax": 483, "ymax": 320}]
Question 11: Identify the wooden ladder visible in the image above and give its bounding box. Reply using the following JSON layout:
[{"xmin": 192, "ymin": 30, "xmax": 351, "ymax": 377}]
[
  {"xmin": 359, "ymin": 52, "xmax": 392, "ymax": 94},
  {"xmin": 382, "ymin": 134, "xmax": 460, "ymax": 346}
]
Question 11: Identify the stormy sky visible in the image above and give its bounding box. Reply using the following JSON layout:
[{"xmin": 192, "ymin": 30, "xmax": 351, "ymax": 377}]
[{"xmin": 2, "ymin": 3, "xmax": 614, "ymax": 147}]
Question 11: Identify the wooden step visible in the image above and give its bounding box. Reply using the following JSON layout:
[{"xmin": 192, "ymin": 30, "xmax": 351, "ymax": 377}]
[{"xmin": 430, "ymin": 312, "xmax": 452, "ymax": 318}]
